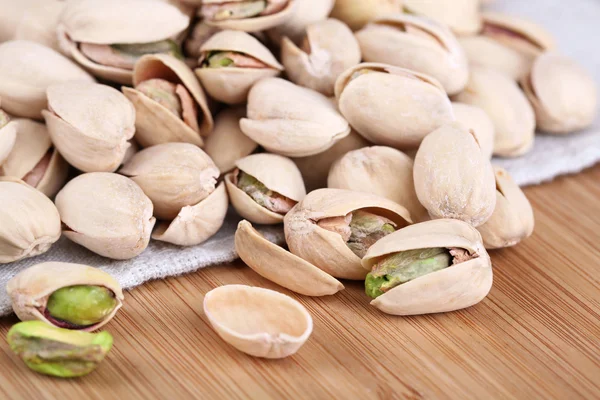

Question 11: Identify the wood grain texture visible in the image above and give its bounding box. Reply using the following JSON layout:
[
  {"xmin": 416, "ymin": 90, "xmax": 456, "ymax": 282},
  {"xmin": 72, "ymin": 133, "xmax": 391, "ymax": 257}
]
[{"xmin": 0, "ymin": 165, "xmax": 599, "ymax": 400}]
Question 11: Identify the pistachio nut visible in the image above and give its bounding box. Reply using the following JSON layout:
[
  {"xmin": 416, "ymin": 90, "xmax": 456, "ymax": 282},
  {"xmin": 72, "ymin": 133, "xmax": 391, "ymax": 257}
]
[
  {"xmin": 121, "ymin": 139, "xmax": 139, "ymax": 167},
  {"xmin": 204, "ymin": 284, "xmax": 313, "ymax": 358},
  {"xmin": 356, "ymin": 14, "xmax": 469, "ymax": 96},
  {"xmin": 281, "ymin": 18, "xmax": 361, "ymax": 96},
  {"xmin": 328, "ymin": 146, "xmax": 428, "ymax": 223},
  {"xmin": 454, "ymin": 66, "xmax": 535, "ymax": 157},
  {"xmin": 330, "ymin": 0, "xmax": 403, "ymax": 31},
  {"xmin": 7, "ymin": 262, "xmax": 124, "ymax": 331},
  {"xmin": 414, "ymin": 122, "xmax": 496, "ymax": 227},
  {"xmin": 0, "ymin": 119, "xmax": 69, "ymax": 198},
  {"xmin": 55, "ymin": 172, "xmax": 156, "ymax": 260},
  {"xmin": 43, "ymin": 82, "xmax": 135, "ymax": 173},
  {"xmin": 362, "ymin": 219, "xmax": 493, "ymax": 315},
  {"xmin": 7, "ymin": 321, "xmax": 113, "ymax": 378},
  {"xmin": 120, "ymin": 143, "xmax": 219, "ymax": 221},
  {"xmin": 0, "ymin": 177, "xmax": 61, "ymax": 263},
  {"xmin": 284, "ymin": 189, "xmax": 412, "ymax": 280},
  {"xmin": 57, "ymin": 0, "xmax": 190, "ymax": 84},
  {"xmin": 241, "ymin": 78, "xmax": 351, "ymax": 157},
  {"xmin": 266, "ymin": 0, "xmax": 335, "ymax": 44},
  {"xmin": 478, "ymin": 167, "xmax": 534, "ymax": 249},
  {"xmin": 122, "ymin": 54, "xmax": 213, "ymax": 147},
  {"xmin": 199, "ymin": 0, "xmax": 297, "ymax": 32},
  {"xmin": 195, "ymin": 30, "xmax": 283, "ymax": 104},
  {"xmin": 451, "ymin": 102, "xmax": 495, "ymax": 159},
  {"xmin": 334, "ymin": 63, "xmax": 455, "ymax": 149},
  {"xmin": 520, "ymin": 52, "xmax": 598, "ymax": 134},
  {"xmin": 403, "ymin": 0, "xmax": 481, "ymax": 36},
  {"xmin": 0, "ymin": 40, "xmax": 95, "ymax": 119},
  {"xmin": 225, "ymin": 153, "xmax": 306, "ymax": 225},
  {"xmin": 203, "ymin": 107, "xmax": 258, "ymax": 174},
  {"xmin": 235, "ymin": 220, "xmax": 344, "ymax": 296},
  {"xmin": 0, "ymin": 106, "xmax": 17, "ymax": 165},
  {"xmin": 184, "ymin": 21, "xmax": 221, "ymax": 60}
]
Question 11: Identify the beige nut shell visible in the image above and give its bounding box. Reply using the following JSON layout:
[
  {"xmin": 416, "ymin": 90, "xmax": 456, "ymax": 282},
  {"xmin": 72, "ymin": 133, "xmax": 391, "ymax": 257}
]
[
  {"xmin": 267, "ymin": 0, "xmax": 334, "ymax": 44},
  {"xmin": 0, "ymin": 120, "xmax": 17, "ymax": 166},
  {"xmin": 2, "ymin": 0, "xmax": 65, "ymax": 52},
  {"xmin": 404, "ymin": 0, "xmax": 481, "ymax": 36},
  {"xmin": 330, "ymin": 0, "xmax": 403, "ymax": 31},
  {"xmin": 202, "ymin": 0, "xmax": 297, "ymax": 32},
  {"xmin": 451, "ymin": 102, "xmax": 495, "ymax": 159}
]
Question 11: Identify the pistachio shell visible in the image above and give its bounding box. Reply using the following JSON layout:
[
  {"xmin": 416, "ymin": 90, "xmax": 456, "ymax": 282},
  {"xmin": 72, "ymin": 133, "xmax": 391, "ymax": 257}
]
[
  {"xmin": 403, "ymin": 0, "xmax": 481, "ymax": 36},
  {"xmin": 482, "ymin": 12, "xmax": 555, "ymax": 55},
  {"xmin": 267, "ymin": 0, "xmax": 334, "ymax": 44},
  {"xmin": 241, "ymin": 78, "xmax": 351, "ymax": 157},
  {"xmin": 202, "ymin": 0, "xmax": 297, "ymax": 32},
  {"xmin": 55, "ymin": 172, "xmax": 156, "ymax": 260},
  {"xmin": 451, "ymin": 102, "xmax": 495, "ymax": 159},
  {"xmin": 4, "ymin": 0, "xmax": 65, "ymax": 52},
  {"xmin": 7, "ymin": 262, "xmax": 124, "ymax": 331},
  {"xmin": 235, "ymin": 220, "xmax": 344, "ymax": 296},
  {"xmin": 203, "ymin": 284, "xmax": 313, "ymax": 358},
  {"xmin": 362, "ymin": 219, "xmax": 493, "ymax": 315},
  {"xmin": 330, "ymin": 0, "xmax": 403, "ymax": 31},
  {"xmin": 458, "ymin": 36, "xmax": 531, "ymax": 81},
  {"xmin": 335, "ymin": 63, "xmax": 455, "ymax": 149},
  {"xmin": 0, "ymin": 121, "xmax": 17, "ymax": 166},
  {"xmin": 356, "ymin": 14, "xmax": 469, "ymax": 95}
]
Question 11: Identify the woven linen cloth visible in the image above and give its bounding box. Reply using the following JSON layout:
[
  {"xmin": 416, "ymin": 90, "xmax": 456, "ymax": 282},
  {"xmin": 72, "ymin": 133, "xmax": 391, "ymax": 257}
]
[{"xmin": 0, "ymin": 0, "xmax": 598, "ymax": 316}]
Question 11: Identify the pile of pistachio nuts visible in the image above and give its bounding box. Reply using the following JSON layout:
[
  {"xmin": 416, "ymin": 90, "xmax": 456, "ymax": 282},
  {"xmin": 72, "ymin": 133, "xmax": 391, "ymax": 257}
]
[{"xmin": 0, "ymin": 0, "xmax": 598, "ymax": 374}]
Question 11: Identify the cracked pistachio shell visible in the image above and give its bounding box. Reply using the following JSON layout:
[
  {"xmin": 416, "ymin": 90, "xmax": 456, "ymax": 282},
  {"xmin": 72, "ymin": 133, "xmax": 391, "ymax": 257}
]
[
  {"xmin": 58, "ymin": 0, "xmax": 190, "ymax": 85},
  {"xmin": 225, "ymin": 153, "xmax": 306, "ymax": 225},
  {"xmin": 451, "ymin": 102, "xmax": 495, "ymax": 159},
  {"xmin": 122, "ymin": 54, "xmax": 213, "ymax": 147},
  {"xmin": 7, "ymin": 262, "xmax": 124, "ymax": 331},
  {"xmin": 120, "ymin": 143, "xmax": 219, "ymax": 221},
  {"xmin": 43, "ymin": 82, "xmax": 135, "ymax": 173},
  {"xmin": 0, "ymin": 119, "xmax": 69, "ymax": 198},
  {"xmin": 0, "ymin": 177, "xmax": 61, "ymax": 264},
  {"xmin": 521, "ymin": 52, "xmax": 598, "ymax": 134},
  {"xmin": 454, "ymin": 66, "xmax": 535, "ymax": 157},
  {"xmin": 195, "ymin": 30, "xmax": 283, "ymax": 105},
  {"xmin": 356, "ymin": 14, "xmax": 469, "ymax": 95},
  {"xmin": 282, "ymin": 18, "xmax": 361, "ymax": 96},
  {"xmin": 0, "ymin": 40, "xmax": 95, "ymax": 120},
  {"xmin": 328, "ymin": 146, "xmax": 428, "ymax": 223},
  {"xmin": 241, "ymin": 78, "xmax": 351, "ymax": 157},
  {"xmin": 204, "ymin": 284, "xmax": 313, "ymax": 358},
  {"xmin": 330, "ymin": 0, "xmax": 403, "ymax": 31},
  {"xmin": 235, "ymin": 220, "xmax": 344, "ymax": 296},
  {"xmin": 284, "ymin": 189, "xmax": 412, "ymax": 280},
  {"xmin": 362, "ymin": 219, "xmax": 493, "ymax": 315},
  {"xmin": 55, "ymin": 173, "xmax": 156, "ymax": 260},
  {"xmin": 267, "ymin": 0, "xmax": 335, "ymax": 44},
  {"xmin": 403, "ymin": 0, "xmax": 481, "ymax": 36},
  {"xmin": 335, "ymin": 63, "xmax": 455, "ymax": 149},
  {"xmin": 201, "ymin": 0, "xmax": 297, "ymax": 32},
  {"xmin": 414, "ymin": 122, "xmax": 496, "ymax": 227},
  {"xmin": 478, "ymin": 168, "xmax": 534, "ymax": 249}
]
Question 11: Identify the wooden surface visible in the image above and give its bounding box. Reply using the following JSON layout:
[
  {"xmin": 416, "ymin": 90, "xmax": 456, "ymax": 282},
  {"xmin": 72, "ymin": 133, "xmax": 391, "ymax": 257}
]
[{"xmin": 0, "ymin": 165, "xmax": 599, "ymax": 400}]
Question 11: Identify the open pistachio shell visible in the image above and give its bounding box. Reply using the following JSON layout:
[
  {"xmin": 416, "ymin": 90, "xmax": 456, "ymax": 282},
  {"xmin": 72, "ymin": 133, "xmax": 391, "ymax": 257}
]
[
  {"xmin": 55, "ymin": 172, "xmax": 156, "ymax": 260},
  {"xmin": 284, "ymin": 189, "xmax": 412, "ymax": 280},
  {"xmin": 330, "ymin": 0, "xmax": 403, "ymax": 31},
  {"xmin": 451, "ymin": 102, "xmax": 495, "ymax": 159},
  {"xmin": 403, "ymin": 0, "xmax": 481, "ymax": 36},
  {"xmin": 454, "ymin": 66, "xmax": 535, "ymax": 158},
  {"xmin": 267, "ymin": 0, "xmax": 334, "ymax": 44},
  {"xmin": 521, "ymin": 52, "xmax": 597, "ymax": 134},
  {"xmin": 7, "ymin": 262, "xmax": 124, "ymax": 331},
  {"xmin": 201, "ymin": 0, "xmax": 297, "ymax": 32},
  {"xmin": 362, "ymin": 219, "xmax": 493, "ymax": 315},
  {"xmin": 241, "ymin": 78, "xmax": 351, "ymax": 157},
  {"xmin": 335, "ymin": 63, "xmax": 455, "ymax": 149},
  {"xmin": 204, "ymin": 284, "xmax": 313, "ymax": 358},
  {"xmin": 235, "ymin": 220, "xmax": 344, "ymax": 296},
  {"xmin": 0, "ymin": 40, "xmax": 95, "ymax": 119}
]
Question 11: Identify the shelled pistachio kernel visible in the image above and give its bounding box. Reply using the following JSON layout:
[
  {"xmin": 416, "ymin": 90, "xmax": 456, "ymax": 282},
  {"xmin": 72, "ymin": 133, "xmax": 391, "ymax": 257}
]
[
  {"xmin": 46, "ymin": 285, "xmax": 118, "ymax": 328},
  {"xmin": 236, "ymin": 170, "xmax": 297, "ymax": 215}
]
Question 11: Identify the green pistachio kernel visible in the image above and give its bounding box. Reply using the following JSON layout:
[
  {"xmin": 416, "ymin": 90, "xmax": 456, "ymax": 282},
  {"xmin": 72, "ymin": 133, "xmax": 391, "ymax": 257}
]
[
  {"xmin": 203, "ymin": 51, "xmax": 235, "ymax": 68},
  {"xmin": 46, "ymin": 285, "xmax": 117, "ymax": 327},
  {"xmin": 111, "ymin": 39, "xmax": 183, "ymax": 62},
  {"xmin": 347, "ymin": 211, "xmax": 397, "ymax": 258},
  {"xmin": 213, "ymin": 0, "xmax": 266, "ymax": 20},
  {"xmin": 236, "ymin": 171, "xmax": 295, "ymax": 214}
]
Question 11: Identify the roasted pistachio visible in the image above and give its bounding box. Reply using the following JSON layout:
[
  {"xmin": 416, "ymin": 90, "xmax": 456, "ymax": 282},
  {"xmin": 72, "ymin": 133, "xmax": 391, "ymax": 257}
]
[
  {"xmin": 330, "ymin": 0, "xmax": 403, "ymax": 31},
  {"xmin": 184, "ymin": 21, "xmax": 221, "ymax": 60},
  {"xmin": 267, "ymin": 0, "xmax": 334, "ymax": 44},
  {"xmin": 451, "ymin": 102, "xmax": 495, "ymax": 159},
  {"xmin": 403, "ymin": 0, "xmax": 481, "ymax": 36},
  {"xmin": 199, "ymin": 0, "xmax": 296, "ymax": 32},
  {"xmin": 0, "ymin": 106, "xmax": 17, "ymax": 165}
]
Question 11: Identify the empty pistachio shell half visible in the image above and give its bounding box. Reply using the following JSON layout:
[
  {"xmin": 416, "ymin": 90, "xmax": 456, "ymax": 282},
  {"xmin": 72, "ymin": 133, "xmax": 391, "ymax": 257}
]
[
  {"xmin": 451, "ymin": 102, "xmax": 495, "ymax": 159},
  {"xmin": 356, "ymin": 14, "xmax": 469, "ymax": 95},
  {"xmin": 403, "ymin": 0, "xmax": 481, "ymax": 36},
  {"xmin": 0, "ymin": 119, "xmax": 69, "ymax": 197},
  {"xmin": 199, "ymin": 0, "xmax": 297, "ymax": 32},
  {"xmin": 55, "ymin": 172, "xmax": 156, "ymax": 260},
  {"xmin": 414, "ymin": 123, "xmax": 496, "ymax": 227},
  {"xmin": 284, "ymin": 189, "xmax": 412, "ymax": 280},
  {"xmin": 330, "ymin": 0, "xmax": 403, "ymax": 31},
  {"xmin": 0, "ymin": 40, "xmax": 95, "ymax": 119},
  {"xmin": 7, "ymin": 262, "xmax": 124, "ymax": 331},
  {"xmin": 520, "ymin": 52, "xmax": 598, "ymax": 134},
  {"xmin": 335, "ymin": 63, "xmax": 455, "ymax": 149},
  {"xmin": 195, "ymin": 30, "xmax": 283, "ymax": 104},
  {"xmin": 454, "ymin": 66, "xmax": 535, "ymax": 158},
  {"xmin": 477, "ymin": 168, "xmax": 534, "ymax": 249},
  {"xmin": 362, "ymin": 219, "xmax": 493, "ymax": 315},
  {"xmin": 328, "ymin": 146, "xmax": 428, "ymax": 223},
  {"xmin": 235, "ymin": 220, "xmax": 344, "ymax": 296},
  {"xmin": 267, "ymin": 0, "xmax": 334, "ymax": 44},
  {"xmin": 0, "ymin": 106, "xmax": 17, "ymax": 165},
  {"xmin": 58, "ymin": 0, "xmax": 190, "ymax": 84},
  {"xmin": 241, "ymin": 78, "xmax": 351, "ymax": 157},
  {"xmin": 282, "ymin": 18, "xmax": 361, "ymax": 96},
  {"xmin": 0, "ymin": 177, "xmax": 61, "ymax": 264},
  {"xmin": 225, "ymin": 153, "xmax": 306, "ymax": 225},
  {"xmin": 7, "ymin": 321, "xmax": 113, "ymax": 378},
  {"xmin": 204, "ymin": 284, "xmax": 313, "ymax": 358}
]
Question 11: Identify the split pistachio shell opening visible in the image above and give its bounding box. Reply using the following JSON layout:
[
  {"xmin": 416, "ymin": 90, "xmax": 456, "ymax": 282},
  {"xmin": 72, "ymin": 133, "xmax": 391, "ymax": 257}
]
[
  {"xmin": 451, "ymin": 102, "xmax": 495, "ymax": 159},
  {"xmin": 267, "ymin": 0, "xmax": 334, "ymax": 44},
  {"xmin": 203, "ymin": 284, "xmax": 313, "ymax": 358},
  {"xmin": 330, "ymin": 0, "xmax": 403, "ymax": 31},
  {"xmin": 403, "ymin": 0, "xmax": 481, "ymax": 36},
  {"xmin": 362, "ymin": 219, "xmax": 493, "ymax": 315},
  {"xmin": 200, "ymin": 0, "xmax": 297, "ymax": 33},
  {"xmin": 7, "ymin": 262, "xmax": 124, "ymax": 331}
]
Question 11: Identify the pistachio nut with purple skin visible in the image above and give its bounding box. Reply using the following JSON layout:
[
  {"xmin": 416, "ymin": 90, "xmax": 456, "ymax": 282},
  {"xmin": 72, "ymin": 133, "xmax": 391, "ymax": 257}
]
[{"xmin": 199, "ymin": 0, "xmax": 296, "ymax": 32}]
